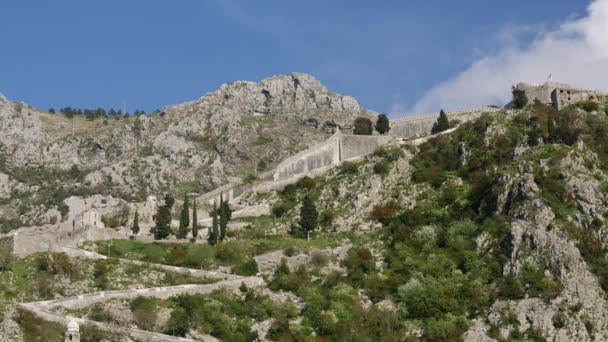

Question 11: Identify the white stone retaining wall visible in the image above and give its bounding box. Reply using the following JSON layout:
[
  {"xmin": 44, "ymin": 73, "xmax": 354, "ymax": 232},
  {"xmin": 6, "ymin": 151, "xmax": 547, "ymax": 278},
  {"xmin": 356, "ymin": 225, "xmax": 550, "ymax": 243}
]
[{"xmin": 31, "ymin": 277, "xmax": 264, "ymax": 311}]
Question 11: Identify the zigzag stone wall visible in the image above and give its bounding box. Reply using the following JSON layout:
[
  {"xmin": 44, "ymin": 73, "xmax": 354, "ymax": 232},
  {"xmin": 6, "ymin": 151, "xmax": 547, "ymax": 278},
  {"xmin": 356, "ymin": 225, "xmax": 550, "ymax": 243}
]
[
  {"xmin": 31, "ymin": 277, "xmax": 264, "ymax": 311},
  {"xmin": 196, "ymin": 106, "xmax": 503, "ymax": 206}
]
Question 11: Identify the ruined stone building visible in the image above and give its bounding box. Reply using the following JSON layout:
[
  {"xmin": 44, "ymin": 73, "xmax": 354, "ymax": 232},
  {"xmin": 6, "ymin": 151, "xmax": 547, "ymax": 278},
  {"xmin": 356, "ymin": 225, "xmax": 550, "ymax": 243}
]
[{"xmin": 514, "ymin": 82, "xmax": 607, "ymax": 110}]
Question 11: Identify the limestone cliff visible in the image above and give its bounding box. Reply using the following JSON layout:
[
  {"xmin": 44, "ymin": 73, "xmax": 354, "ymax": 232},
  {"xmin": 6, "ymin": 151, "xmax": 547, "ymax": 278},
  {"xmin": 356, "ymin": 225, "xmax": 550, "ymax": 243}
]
[{"xmin": 0, "ymin": 73, "xmax": 375, "ymax": 230}]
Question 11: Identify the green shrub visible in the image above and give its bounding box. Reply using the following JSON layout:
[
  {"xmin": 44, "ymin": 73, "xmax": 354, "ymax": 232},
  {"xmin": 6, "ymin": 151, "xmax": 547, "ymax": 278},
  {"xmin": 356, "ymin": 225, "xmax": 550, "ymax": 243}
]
[
  {"xmin": 552, "ymin": 312, "xmax": 566, "ymax": 329},
  {"xmin": 498, "ymin": 275, "xmax": 524, "ymax": 299},
  {"xmin": 338, "ymin": 161, "xmax": 360, "ymax": 174},
  {"xmin": 93, "ymin": 261, "xmax": 109, "ymax": 289},
  {"xmin": 233, "ymin": 259, "xmax": 259, "ymax": 276},
  {"xmin": 279, "ymin": 184, "xmax": 297, "ymax": 200},
  {"xmin": 101, "ymin": 207, "xmax": 129, "ymax": 228},
  {"xmin": 165, "ymin": 307, "xmax": 190, "ymax": 337},
  {"xmin": 319, "ymin": 209, "xmax": 336, "ymax": 227},
  {"xmin": 215, "ymin": 242, "xmax": 246, "ymax": 264},
  {"xmin": 88, "ymin": 303, "xmax": 110, "ymax": 322},
  {"xmin": 578, "ymin": 100, "xmax": 600, "ymax": 112},
  {"xmin": 296, "ymin": 176, "xmax": 317, "ymax": 189},
  {"xmin": 373, "ymin": 146, "xmax": 403, "ymax": 162},
  {"xmin": 423, "ymin": 316, "xmax": 469, "ymax": 341},
  {"xmin": 373, "ymin": 160, "xmax": 390, "ymax": 176},
  {"xmin": 272, "ymin": 201, "xmax": 293, "ymax": 218},
  {"xmin": 353, "ymin": 117, "xmax": 373, "ymax": 135},
  {"xmin": 130, "ymin": 296, "xmax": 159, "ymax": 330},
  {"xmin": 342, "ymin": 247, "xmax": 376, "ymax": 286},
  {"xmin": 283, "ymin": 246, "xmax": 299, "ymax": 257},
  {"xmin": 310, "ymin": 250, "xmax": 330, "ymax": 267},
  {"xmin": 17, "ymin": 308, "xmax": 64, "ymax": 341},
  {"xmin": 369, "ymin": 204, "xmax": 394, "ymax": 224}
]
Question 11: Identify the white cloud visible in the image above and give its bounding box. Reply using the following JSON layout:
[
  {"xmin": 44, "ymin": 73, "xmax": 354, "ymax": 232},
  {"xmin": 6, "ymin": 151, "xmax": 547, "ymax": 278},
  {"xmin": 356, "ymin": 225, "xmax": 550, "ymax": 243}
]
[{"xmin": 410, "ymin": 0, "xmax": 608, "ymax": 114}]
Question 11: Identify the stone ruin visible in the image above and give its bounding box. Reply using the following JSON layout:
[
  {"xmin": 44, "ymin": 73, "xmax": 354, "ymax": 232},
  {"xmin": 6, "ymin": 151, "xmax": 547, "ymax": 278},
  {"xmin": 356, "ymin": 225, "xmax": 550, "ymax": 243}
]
[{"xmin": 514, "ymin": 82, "xmax": 607, "ymax": 110}]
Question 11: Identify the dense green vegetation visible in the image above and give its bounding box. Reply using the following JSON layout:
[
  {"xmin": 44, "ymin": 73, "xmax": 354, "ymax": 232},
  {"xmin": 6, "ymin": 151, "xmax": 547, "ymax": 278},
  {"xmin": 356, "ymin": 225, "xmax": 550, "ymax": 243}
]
[
  {"xmin": 431, "ymin": 109, "xmax": 450, "ymax": 134},
  {"xmin": 511, "ymin": 88, "xmax": 528, "ymax": 109},
  {"xmin": 0, "ymin": 251, "xmax": 212, "ymax": 306},
  {"xmin": 115, "ymin": 290, "xmax": 289, "ymax": 341},
  {"xmin": 9, "ymin": 97, "xmax": 608, "ymax": 341},
  {"xmin": 353, "ymin": 117, "xmax": 373, "ymax": 135},
  {"xmin": 375, "ymin": 113, "xmax": 390, "ymax": 134},
  {"xmin": 54, "ymin": 106, "xmax": 151, "ymax": 120},
  {"xmin": 94, "ymin": 233, "xmax": 348, "ymax": 270}
]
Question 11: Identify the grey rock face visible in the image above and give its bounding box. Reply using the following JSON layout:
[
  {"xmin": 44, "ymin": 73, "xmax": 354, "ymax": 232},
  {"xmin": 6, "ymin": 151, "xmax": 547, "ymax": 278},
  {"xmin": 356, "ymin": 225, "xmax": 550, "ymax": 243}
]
[{"xmin": 0, "ymin": 73, "xmax": 375, "ymax": 229}]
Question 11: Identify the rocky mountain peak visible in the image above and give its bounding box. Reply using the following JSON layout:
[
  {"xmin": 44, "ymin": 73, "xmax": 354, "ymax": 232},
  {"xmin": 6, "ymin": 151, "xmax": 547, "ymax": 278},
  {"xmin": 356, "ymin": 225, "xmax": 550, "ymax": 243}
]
[{"xmin": 169, "ymin": 72, "xmax": 367, "ymax": 117}]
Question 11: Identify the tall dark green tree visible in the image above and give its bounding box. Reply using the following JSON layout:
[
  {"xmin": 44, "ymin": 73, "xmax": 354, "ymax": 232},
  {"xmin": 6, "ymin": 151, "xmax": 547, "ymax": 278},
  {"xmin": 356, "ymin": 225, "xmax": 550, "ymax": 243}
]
[
  {"xmin": 353, "ymin": 117, "xmax": 373, "ymax": 135},
  {"xmin": 132, "ymin": 210, "xmax": 140, "ymax": 235},
  {"xmin": 298, "ymin": 195, "xmax": 318, "ymax": 240},
  {"xmin": 431, "ymin": 110, "xmax": 450, "ymax": 134},
  {"xmin": 177, "ymin": 194, "xmax": 190, "ymax": 239},
  {"xmin": 375, "ymin": 114, "xmax": 390, "ymax": 134},
  {"xmin": 209, "ymin": 202, "xmax": 219, "ymax": 245},
  {"xmin": 192, "ymin": 199, "xmax": 198, "ymax": 240},
  {"xmin": 512, "ymin": 88, "xmax": 528, "ymax": 109},
  {"xmin": 154, "ymin": 194, "xmax": 174, "ymax": 240},
  {"xmin": 219, "ymin": 194, "xmax": 231, "ymax": 242}
]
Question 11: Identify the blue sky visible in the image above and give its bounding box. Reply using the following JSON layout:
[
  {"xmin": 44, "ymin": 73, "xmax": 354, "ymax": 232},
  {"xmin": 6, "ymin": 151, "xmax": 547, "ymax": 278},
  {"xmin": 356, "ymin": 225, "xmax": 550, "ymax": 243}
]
[{"xmin": 0, "ymin": 0, "xmax": 592, "ymax": 116}]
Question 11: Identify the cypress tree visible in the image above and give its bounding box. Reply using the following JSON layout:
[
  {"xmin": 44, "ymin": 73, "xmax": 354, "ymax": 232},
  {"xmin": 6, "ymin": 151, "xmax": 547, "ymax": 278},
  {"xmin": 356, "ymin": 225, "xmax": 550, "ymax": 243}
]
[
  {"xmin": 192, "ymin": 199, "xmax": 198, "ymax": 240},
  {"xmin": 298, "ymin": 195, "xmax": 318, "ymax": 240},
  {"xmin": 219, "ymin": 194, "xmax": 227, "ymax": 242},
  {"xmin": 375, "ymin": 114, "xmax": 390, "ymax": 134},
  {"xmin": 512, "ymin": 88, "xmax": 528, "ymax": 109},
  {"xmin": 178, "ymin": 194, "xmax": 190, "ymax": 239},
  {"xmin": 432, "ymin": 109, "xmax": 450, "ymax": 134},
  {"xmin": 209, "ymin": 202, "xmax": 219, "ymax": 245},
  {"xmin": 132, "ymin": 210, "xmax": 140, "ymax": 235},
  {"xmin": 154, "ymin": 194, "xmax": 174, "ymax": 240}
]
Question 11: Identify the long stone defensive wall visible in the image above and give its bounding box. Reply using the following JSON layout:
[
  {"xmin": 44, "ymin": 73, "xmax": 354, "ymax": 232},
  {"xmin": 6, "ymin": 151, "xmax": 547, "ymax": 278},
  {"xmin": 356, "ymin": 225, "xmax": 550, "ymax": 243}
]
[
  {"xmin": 29, "ymin": 277, "xmax": 264, "ymax": 311},
  {"xmin": 389, "ymin": 106, "xmax": 501, "ymax": 138},
  {"xmin": 340, "ymin": 134, "xmax": 394, "ymax": 161},
  {"xmin": 59, "ymin": 245, "xmax": 241, "ymax": 281},
  {"xmin": 197, "ymin": 106, "xmax": 503, "ymax": 206},
  {"xmin": 198, "ymin": 132, "xmax": 392, "ymax": 205},
  {"xmin": 6, "ymin": 223, "xmax": 125, "ymax": 258},
  {"xmin": 273, "ymin": 132, "xmax": 341, "ymax": 181}
]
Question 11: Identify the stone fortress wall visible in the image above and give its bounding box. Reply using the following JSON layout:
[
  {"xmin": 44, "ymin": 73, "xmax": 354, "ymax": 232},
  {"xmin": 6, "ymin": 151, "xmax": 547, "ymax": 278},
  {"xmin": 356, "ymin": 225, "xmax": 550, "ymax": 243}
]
[
  {"xmin": 389, "ymin": 107, "xmax": 501, "ymax": 138},
  {"xmin": 515, "ymin": 82, "xmax": 607, "ymax": 110},
  {"xmin": 198, "ymin": 106, "xmax": 501, "ymax": 206}
]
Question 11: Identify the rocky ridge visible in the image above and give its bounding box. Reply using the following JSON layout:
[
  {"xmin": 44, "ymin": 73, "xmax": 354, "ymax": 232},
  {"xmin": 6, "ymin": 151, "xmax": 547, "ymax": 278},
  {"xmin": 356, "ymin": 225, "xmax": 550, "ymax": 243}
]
[{"xmin": 0, "ymin": 73, "xmax": 375, "ymax": 230}]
